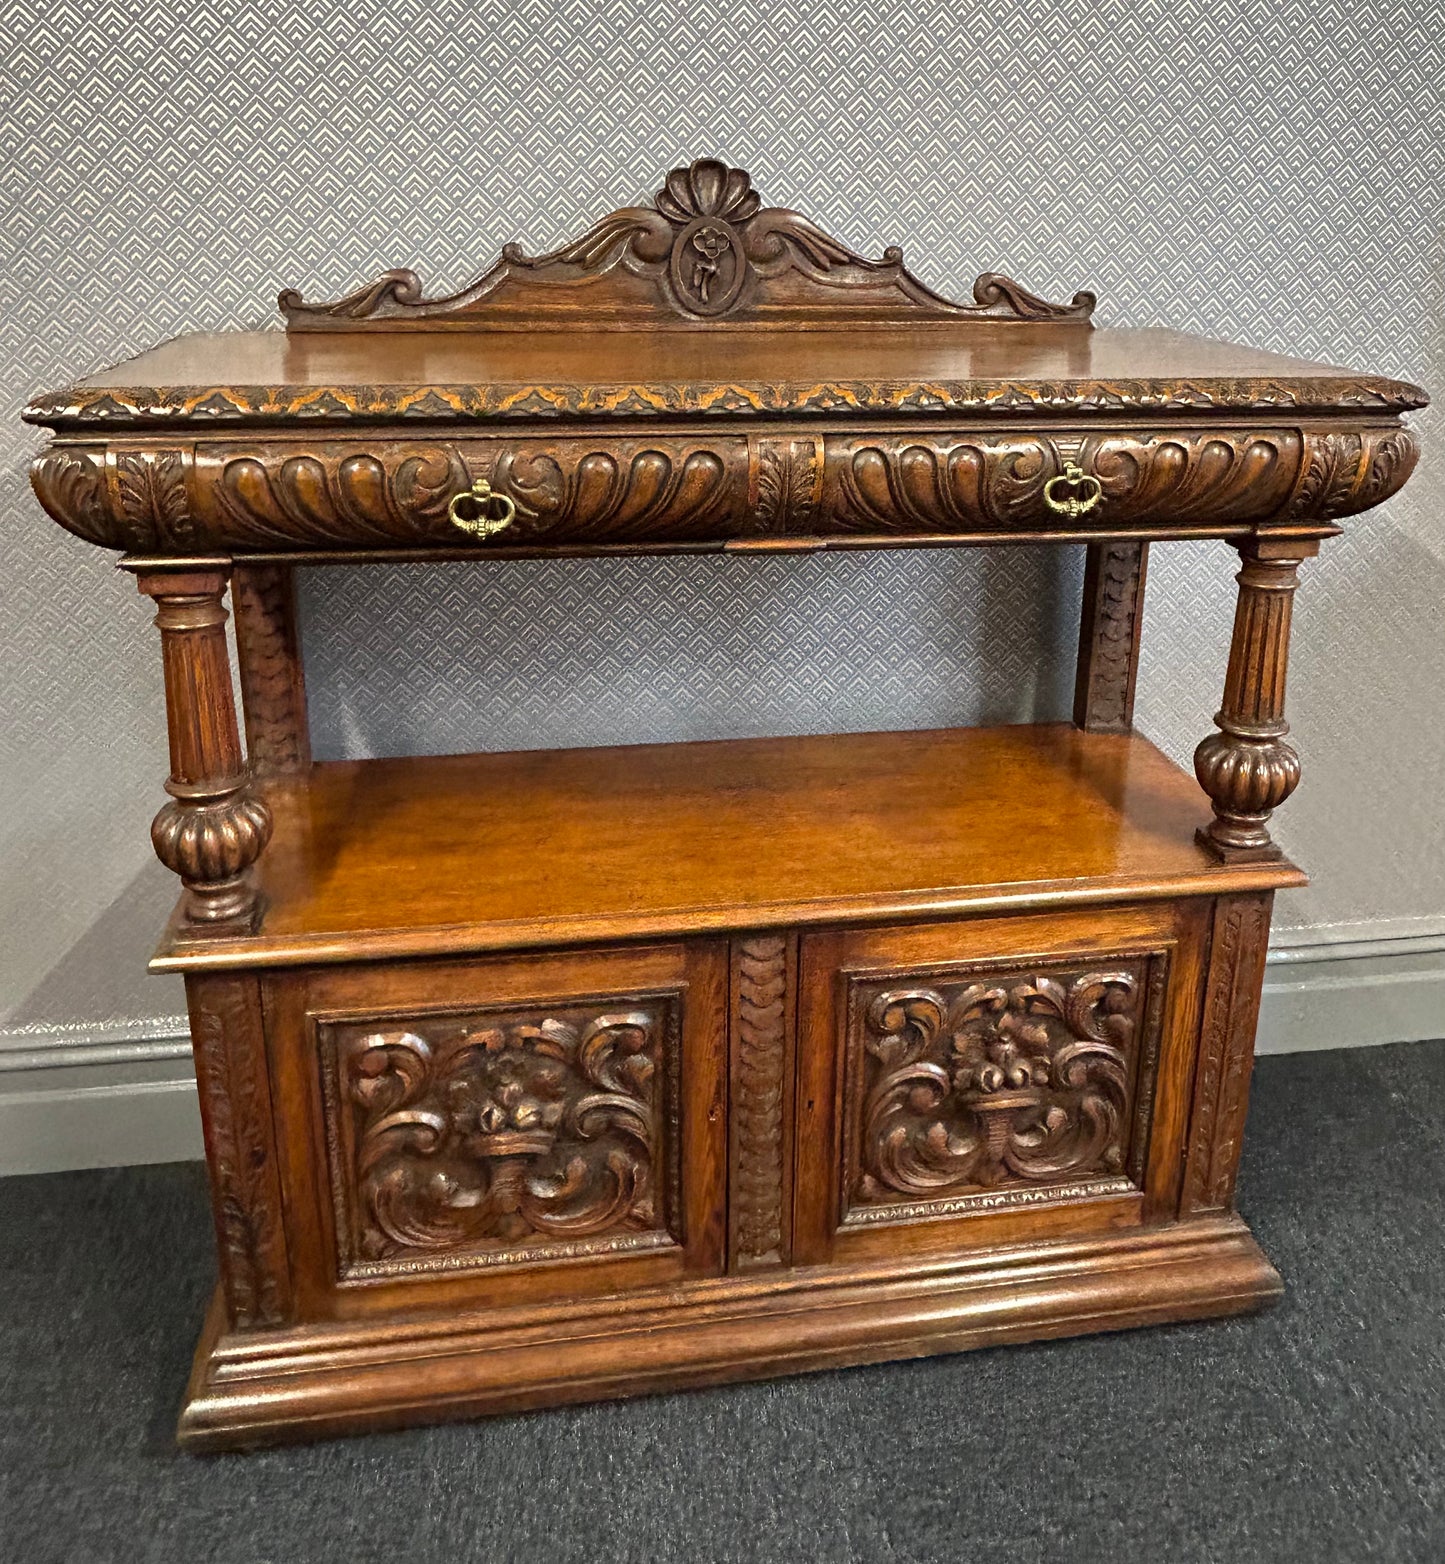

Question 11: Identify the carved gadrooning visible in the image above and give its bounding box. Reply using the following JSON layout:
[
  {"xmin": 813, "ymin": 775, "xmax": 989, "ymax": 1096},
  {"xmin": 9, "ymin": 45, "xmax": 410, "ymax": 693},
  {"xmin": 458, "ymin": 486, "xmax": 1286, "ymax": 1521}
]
[
  {"xmin": 842, "ymin": 957, "xmax": 1165, "ymax": 1225},
  {"xmin": 731, "ymin": 936, "xmax": 790, "ymax": 1268},
  {"xmin": 278, "ymin": 158, "xmax": 1096, "ymax": 331},
  {"xmin": 34, "ymin": 426, "xmax": 1409, "ymax": 554},
  {"xmin": 320, "ymin": 998, "xmax": 682, "ymax": 1279},
  {"xmin": 27, "ymin": 426, "xmax": 1421, "ymax": 553}
]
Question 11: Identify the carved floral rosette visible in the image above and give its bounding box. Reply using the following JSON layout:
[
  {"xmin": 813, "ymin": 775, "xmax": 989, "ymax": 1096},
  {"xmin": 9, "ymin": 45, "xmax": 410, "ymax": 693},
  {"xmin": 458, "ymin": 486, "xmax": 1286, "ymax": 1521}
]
[
  {"xmin": 842, "ymin": 956, "xmax": 1167, "ymax": 1224},
  {"xmin": 320, "ymin": 999, "xmax": 682, "ymax": 1279}
]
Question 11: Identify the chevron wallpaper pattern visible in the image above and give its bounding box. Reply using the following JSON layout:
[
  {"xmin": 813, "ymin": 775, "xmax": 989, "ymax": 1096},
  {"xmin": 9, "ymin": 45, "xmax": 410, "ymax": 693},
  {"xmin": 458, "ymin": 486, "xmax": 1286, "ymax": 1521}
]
[{"xmin": 3, "ymin": 0, "xmax": 1442, "ymax": 1043}]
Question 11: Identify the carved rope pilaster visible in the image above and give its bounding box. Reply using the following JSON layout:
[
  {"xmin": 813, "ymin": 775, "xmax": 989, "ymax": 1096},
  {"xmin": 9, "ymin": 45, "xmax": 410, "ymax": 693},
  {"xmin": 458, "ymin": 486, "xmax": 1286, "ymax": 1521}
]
[{"xmin": 729, "ymin": 934, "xmax": 793, "ymax": 1270}]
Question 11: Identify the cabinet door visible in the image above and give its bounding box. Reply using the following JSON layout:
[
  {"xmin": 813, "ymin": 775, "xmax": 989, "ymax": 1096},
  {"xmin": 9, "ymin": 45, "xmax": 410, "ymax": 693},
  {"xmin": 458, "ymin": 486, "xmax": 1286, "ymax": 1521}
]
[
  {"xmin": 793, "ymin": 903, "xmax": 1209, "ymax": 1266},
  {"xmin": 263, "ymin": 941, "xmax": 728, "ymax": 1320}
]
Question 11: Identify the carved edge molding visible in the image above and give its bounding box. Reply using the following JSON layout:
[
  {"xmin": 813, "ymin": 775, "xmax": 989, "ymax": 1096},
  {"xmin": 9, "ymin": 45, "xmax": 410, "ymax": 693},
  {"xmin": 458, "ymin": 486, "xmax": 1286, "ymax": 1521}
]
[
  {"xmin": 729, "ymin": 934, "xmax": 793, "ymax": 1270},
  {"xmin": 1182, "ymin": 893, "xmax": 1273, "ymax": 1215},
  {"xmin": 277, "ymin": 159, "xmax": 1095, "ymax": 331},
  {"xmin": 24, "ymin": 376, "xmax": 1428, "ymax": 431},
  {"xmin": 186, "ymin": 974, "xmax": 292, "ymax": 1328}
]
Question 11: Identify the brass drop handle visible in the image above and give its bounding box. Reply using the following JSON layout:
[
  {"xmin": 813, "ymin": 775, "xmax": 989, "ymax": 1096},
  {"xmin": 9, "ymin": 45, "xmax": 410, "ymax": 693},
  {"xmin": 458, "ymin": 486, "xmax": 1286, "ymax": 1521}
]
[
  {"xmin": 1043, "ymin": 461, "xmax": 1103, "ymax": 519},
  {"xmin": 448, "ymin": 478, "xmax": 516, "ymax": 538}
]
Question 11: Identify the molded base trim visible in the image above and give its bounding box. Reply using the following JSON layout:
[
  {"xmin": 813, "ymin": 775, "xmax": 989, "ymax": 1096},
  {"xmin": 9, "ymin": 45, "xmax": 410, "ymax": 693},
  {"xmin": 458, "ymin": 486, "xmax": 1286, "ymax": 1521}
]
[{"xmin": 178, "ymin": 1215, "xmax": 1281, "ymax": 1450}]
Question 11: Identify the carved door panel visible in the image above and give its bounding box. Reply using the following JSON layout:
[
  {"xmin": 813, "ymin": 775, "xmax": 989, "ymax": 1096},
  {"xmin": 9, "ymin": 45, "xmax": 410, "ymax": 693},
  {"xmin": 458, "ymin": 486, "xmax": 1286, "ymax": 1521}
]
[
  {"xmin": 263, "ymin": 941, "xmax": 728, "ymax": 1320},
  {"xmin": 792, "ymin": 903, "xmax": 1211, "ymax": 1266}
]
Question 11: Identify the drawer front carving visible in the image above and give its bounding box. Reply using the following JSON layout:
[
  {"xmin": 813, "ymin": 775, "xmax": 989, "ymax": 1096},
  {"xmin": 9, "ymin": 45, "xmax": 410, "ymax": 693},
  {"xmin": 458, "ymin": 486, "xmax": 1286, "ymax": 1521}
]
[
  {"xmin": 196, "ymin": 438, "xmax": 750, "ymax": 549},
  {"xmin": 824, "ymin": 429, "xmax": 1306, "ymax": 535},
  {"xmin": 318, "ymin": 992, "xmax": 684, "ymax": 1282},
  {"xmin": 31, "ymin": 424, "xmax": 1419, "ymax": 552},
  {"xmin": 841, "ymin": 954, "xmax": 1167, "ymax": 1227}
]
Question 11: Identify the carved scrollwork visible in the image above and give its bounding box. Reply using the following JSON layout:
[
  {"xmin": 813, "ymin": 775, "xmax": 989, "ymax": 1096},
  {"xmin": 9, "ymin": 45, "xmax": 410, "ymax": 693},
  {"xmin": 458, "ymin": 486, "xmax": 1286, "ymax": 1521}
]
[
  {"xmin": 1076, "ymin": 540, "xmax": 1147, "ymax": 732},
  {"xmin": 323, "ymin": 1000, "xmax": 680, "ymax": 1276},
  {"xmin": 846, "ymin": 961, "xmax": 1158, "ymax": 1220},
  {"xmin": 280, "ymin": 158, "xmax": 1095, "ymax": 331},
  {"xmin": 189, "ymin": 975, "xmax": 291, "ymax": 1328}
]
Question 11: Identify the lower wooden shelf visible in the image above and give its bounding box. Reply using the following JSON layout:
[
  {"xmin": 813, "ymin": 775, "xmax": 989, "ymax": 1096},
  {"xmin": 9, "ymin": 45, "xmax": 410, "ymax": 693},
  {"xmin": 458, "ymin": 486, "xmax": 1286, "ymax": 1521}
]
[
  {"xmin": 154, "ymin": 723, "xmax": 1303, "ymax": 971},
  {"xmin": 163, "ymin": 723, "xmax": 1303, "ymax": 1448}
]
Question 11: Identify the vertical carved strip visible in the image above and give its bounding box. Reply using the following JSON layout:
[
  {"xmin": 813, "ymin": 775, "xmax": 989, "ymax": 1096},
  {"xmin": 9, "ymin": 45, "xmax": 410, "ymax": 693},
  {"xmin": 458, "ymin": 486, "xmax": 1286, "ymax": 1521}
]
[
  {"xmin": 1194, "ymin": 539, "xmax": 1316, "ymax": 860},
  {"xmin": 748, "ymin": 436, "xmax": 825, "ymax": 534},
  {"xmin": 1182, "ymin": 893, "xmax": 1273, "ymax": 1215},
  {"xmin": 232, "ymin": 563, "xmax": 312, "ymax": 777},
  {"xmin": 1126, "ymin": 953, "xmax": 1169, "ymax": 1187},
  {"xmin": 185, "ymin": 973, "xmax": 292, "ymax": 1328},
  {"xmin": 1074, "ymin": 540, "xmax": 1149, "ymax": 732},
  {"xmin": 729, "ymin": 933, "xmax": 795, "ymax": 1270},
  {"xmin": 135, "ymin": 566, "xmax": 272, "ymax": 927}
]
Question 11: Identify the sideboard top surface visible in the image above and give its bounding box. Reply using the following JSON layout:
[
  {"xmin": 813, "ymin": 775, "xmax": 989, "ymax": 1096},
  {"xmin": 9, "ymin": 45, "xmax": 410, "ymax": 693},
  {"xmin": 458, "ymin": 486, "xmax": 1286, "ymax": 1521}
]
[{"xmin": 25, "ymin": 325, "xmax": 1427, "ymax": 430}]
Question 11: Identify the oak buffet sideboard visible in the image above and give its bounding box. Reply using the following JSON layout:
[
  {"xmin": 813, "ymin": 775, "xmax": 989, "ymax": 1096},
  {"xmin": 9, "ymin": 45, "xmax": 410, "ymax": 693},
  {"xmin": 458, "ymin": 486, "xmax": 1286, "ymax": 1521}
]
[{"xmin": 25, "ymin": 160, "xmax": 1427, "ymax": 1449}]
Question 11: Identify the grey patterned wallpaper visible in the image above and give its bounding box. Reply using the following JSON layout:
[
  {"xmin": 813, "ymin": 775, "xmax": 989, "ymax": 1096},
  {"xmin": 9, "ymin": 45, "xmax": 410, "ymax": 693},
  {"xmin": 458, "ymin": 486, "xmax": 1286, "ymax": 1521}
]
[{"xmin": 3, "ymin": 0, "xmax": 1442, "ymax": 1051}]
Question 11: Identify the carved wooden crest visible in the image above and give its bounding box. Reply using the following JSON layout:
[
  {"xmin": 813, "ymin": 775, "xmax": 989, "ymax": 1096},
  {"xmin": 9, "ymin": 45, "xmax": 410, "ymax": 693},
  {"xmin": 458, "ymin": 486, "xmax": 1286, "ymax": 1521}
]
[{"xmin": 280, "ymin": 158, "xmax": 1096, "ymax": 332}]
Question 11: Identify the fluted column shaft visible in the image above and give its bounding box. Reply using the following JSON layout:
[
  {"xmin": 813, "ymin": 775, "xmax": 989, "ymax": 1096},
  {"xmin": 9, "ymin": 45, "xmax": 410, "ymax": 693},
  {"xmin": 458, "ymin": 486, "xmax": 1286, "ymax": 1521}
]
[
  {"xmin": 1194, "ymin": 539, "xmax": 1316, "ymax": 860},
  {"xmin": 136, "ymin": 567, "xmax": 271, "ymax": 927}
]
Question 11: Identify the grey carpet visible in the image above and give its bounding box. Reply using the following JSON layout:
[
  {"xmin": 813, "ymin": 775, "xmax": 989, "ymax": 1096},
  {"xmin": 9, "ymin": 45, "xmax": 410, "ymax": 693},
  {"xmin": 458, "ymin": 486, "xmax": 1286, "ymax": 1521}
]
[{"xmin": 2, "ymin": 1039, "xmax": 1443, "ymax": 1564}]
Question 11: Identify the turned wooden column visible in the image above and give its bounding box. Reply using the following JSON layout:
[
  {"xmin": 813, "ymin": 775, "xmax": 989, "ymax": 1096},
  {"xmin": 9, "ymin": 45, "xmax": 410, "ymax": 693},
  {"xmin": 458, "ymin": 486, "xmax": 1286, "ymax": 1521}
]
[
  {"xmin": 135, "ymin": 566, "xmax": 272, "ymax": 928},
  {"xmin": 1194, "ymin": 538, "xmax": 1318, "ymax": 861}
]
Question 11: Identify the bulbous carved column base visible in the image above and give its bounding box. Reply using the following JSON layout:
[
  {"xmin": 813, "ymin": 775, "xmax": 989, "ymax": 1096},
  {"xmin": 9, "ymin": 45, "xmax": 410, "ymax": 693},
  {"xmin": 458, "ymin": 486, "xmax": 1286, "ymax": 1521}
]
[
  {"xmin": 1193, "ymin": 727, "xmax": 1301, "ymax": 862},
  {"xmin": 152, "ymin": 779, "xmax": 273, "ymax": 930}
]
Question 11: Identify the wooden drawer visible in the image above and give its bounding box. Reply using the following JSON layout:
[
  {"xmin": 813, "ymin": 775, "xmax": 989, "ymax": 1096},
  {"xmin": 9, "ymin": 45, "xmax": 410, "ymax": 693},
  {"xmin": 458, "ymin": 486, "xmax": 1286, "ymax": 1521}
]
[
  {"xmin": 40, "ymin": 424, "xmax": 1315, "ymax": 552},
  {"xmin": 261, "ymin": 941, "xmax": 728, "ymax": 1319},
  {"xmin": 792, "ymin": 902, "xmax": 1211, "ymax": 1266}
]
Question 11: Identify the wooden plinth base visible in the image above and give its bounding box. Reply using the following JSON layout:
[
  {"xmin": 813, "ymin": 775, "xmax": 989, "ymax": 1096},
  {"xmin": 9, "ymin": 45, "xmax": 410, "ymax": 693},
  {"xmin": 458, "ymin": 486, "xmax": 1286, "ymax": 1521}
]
[{"xmin": 178, "ymin": 1216, "xmax": 1281, "ymax": 1451}]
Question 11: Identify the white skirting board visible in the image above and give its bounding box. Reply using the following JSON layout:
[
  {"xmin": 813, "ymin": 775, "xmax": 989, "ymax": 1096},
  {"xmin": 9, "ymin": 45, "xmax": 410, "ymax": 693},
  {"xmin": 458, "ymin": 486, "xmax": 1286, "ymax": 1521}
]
[{"xmin": 2, "ymin": 924, "xmax": 1443, "ymax": 1176}]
